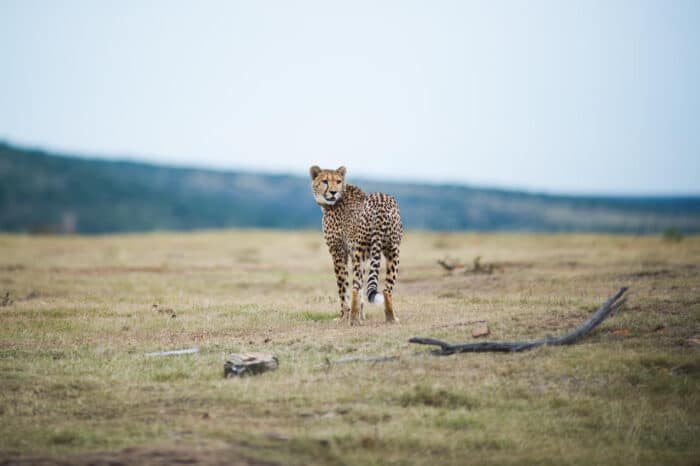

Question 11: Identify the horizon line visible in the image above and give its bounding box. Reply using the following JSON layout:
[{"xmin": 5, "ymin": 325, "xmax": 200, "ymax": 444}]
[{"xmin": 2, "ymin": 138, "xmax": 699, "ymax": 200}]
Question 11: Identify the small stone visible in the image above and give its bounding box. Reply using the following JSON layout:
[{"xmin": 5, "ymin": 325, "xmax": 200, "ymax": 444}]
[{"xmin": 472, "ymin": 324, "xmax": 490, "ymax": 338}]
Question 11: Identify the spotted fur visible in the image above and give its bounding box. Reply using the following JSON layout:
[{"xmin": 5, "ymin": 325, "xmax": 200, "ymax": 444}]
[{"xmin": 310, "ymin": 165, "xmax": 402, "ymax": 324}]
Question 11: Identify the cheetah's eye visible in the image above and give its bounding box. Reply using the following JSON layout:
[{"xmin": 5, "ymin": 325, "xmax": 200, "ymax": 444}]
[{"xmin": 322, "ymin": 180, "xmax": 328, "ymax": 185}]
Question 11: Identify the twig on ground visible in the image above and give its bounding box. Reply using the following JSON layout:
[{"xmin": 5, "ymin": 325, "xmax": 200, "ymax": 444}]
[
  {"xmin": 431, "ymin": 320, "xmax": 487, "ymax": 330},
  {"xmin": 328, "ymin": 355, "xmax": 399, "ymax": 364},
  {"xmin": 410, "ymin": 287, "xmax": 628, "ymax": 355},
  {"xmin": 145, "ymin": 348, "xmax": 199, "ymax": 357}
]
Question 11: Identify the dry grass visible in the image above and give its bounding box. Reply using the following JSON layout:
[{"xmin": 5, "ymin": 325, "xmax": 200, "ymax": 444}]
[{"xmin": 0, "ymin": 230, "xmax": 699, "ymax": 465}]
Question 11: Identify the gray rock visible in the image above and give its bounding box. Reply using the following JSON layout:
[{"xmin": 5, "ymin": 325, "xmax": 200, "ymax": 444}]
[{"xmin": 224, "ymin": 352, "xmax": 278, "ymax": 377}]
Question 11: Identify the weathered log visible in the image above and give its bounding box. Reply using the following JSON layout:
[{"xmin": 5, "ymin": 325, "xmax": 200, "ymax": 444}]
[{"xmin": 409, "ymin": 287, "xmax": 628, "ymax": 355}]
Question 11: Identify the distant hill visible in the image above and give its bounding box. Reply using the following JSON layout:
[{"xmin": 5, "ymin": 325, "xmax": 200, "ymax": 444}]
[{"xmin": 1, "ymin": 142, "xmax": 699, "ymax": 234}]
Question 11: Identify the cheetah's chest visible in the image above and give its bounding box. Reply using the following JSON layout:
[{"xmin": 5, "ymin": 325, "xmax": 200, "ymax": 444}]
[{"xmin": 322, "ymin": 207, "xmax": 366, "ymax": 252}]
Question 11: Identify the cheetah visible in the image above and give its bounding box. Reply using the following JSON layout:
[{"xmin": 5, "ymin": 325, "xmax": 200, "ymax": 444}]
[{"xmin": 310, "ymin": 165, "xmax": 402, "ymax": 325}]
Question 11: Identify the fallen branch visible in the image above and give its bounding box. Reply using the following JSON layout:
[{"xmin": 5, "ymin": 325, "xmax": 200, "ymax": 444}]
[
  {"xmin": 437, "ymin": 259, "xmax": 464, "ymax": 272},
  {"xmin": 410, "ymin": 287, "xmax": 628, "ymax": 355},
  {"xmin": 438, "ymin": 256, "xmax": 495, "ymax": 274},
  {"xmin": 471, "ymin": 256, "xmax": 494, "ymax": 274}
]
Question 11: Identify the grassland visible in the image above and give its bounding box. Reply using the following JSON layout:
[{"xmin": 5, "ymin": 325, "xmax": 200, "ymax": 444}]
[{"xmin": 0, "ymin": 230, "xmax": 699, "ymax": 465}]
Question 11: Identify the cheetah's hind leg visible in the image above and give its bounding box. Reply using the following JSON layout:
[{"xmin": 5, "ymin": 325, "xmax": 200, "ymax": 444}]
[
  {"xmin": 383, "ymin": 291, "xmax": 398, "ymax": 323},
  {"xmin": 383, "ymin": 247, "xmax": 400, "ymax": 323}
]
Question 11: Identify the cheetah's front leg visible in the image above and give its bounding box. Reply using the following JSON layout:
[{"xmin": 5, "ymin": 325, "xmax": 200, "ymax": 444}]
[
  {"xmin": 330, "ymin": 248, "xmax": 350, "ymax": 320},
  {"xmin": 350, "ymin": 249, "xmax": 364, "ymax": 325}
]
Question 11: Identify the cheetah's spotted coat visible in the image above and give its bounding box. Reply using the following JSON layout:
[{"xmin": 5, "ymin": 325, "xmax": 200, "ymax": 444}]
[{"xmin": 310, "ymin": 165, "xmax": 402, "ymax": 324}]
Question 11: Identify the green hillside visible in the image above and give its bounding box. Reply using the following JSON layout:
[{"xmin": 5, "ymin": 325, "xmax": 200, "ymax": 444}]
[{"xmin": 1, "ymin": 142, "xmax": 698, "ymax": 233}]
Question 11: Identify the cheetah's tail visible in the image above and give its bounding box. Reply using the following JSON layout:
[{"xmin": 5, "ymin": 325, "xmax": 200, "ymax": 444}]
[{"xmin": 368, "ymin": 290, "xmax": 384, "ymax": 306}]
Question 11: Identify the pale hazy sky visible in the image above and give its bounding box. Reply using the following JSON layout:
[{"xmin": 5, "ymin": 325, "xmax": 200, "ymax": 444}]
[{"xmin": 1, "ymin": 1, "xmax": 698, "ymax": 194}]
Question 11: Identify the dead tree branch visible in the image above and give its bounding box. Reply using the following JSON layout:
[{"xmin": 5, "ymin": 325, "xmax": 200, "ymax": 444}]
[
  {"xmin": 409, "ymin": 287, "xmax": 628, "ymax": 355},
  {"xmin": 437, "ymin": 259, "xmax": 463, "ymax": 272},
  {"xmin": 438, "ymin": 256, "xmax": 495, "ymax": 274}
]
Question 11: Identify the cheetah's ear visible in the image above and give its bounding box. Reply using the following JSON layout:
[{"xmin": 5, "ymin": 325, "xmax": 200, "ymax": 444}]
[
  {"xmin": 310, "ymin": 165, "xmax": 322, "ymax": 179},
  {"xmin": 336, "ymin": 166, "xmax": 347, "ymax": 177}
]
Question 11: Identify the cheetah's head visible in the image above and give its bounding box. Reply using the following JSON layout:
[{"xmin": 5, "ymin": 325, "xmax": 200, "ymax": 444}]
[{"xmin": 310, "ymin": 165, "xmax": 346, "ymax": 206}]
